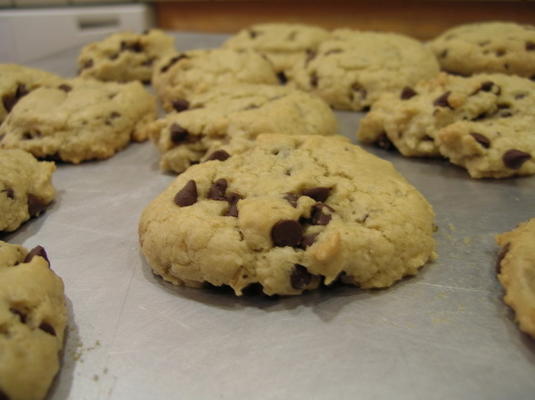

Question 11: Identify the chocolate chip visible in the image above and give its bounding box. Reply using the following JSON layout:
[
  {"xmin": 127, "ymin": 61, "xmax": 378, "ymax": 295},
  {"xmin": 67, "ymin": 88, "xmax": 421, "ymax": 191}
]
[
  {"xmin": 302, "ymin": 187, "xmax": 331, "ymax": 202},
  {"xmin": 80, "ymin": 59, "xmax": 94, "ymax": 71},
  {"xmin": 284, "ymin": 193, "xmax": 299, "ymax": 208},
  {"xmin": 376, "ymin": 133, "xmax": 395, "ymax": 151},
  {"xmin": 249, "ymin": 30, "xmax": 259, "ymax": 39},
  {"xmin": 300, "ymin": 233, "xmax": 318, "ymax": 249},
  {"xmin": 120, "ymin": 40, "xmax": 143, "ymax": 53},
  {"xmin": 2, "ymin": 188, "xmax": 14, "ymax": 199},
  {"xmin": 2, "ymin": 84, "xmax": 29, "ymax": 112},
  {"xmin": 290, "ymin": 264, "xmax": 313, "ymax": 290},
  {"xmin": 174, "ymin": 180, "xmax": 198, "ymax": 207},
  {"xmin": 439, "ymin": 49, "xmax": 448, "ymax": 58},
  {"xmin": 401, "ymin": 87, "xmax": 417, "ymax": 100},
  {"xmin": 496, "ymin": 242, "xmax": 510, "ymax": 274},
  {"xmin": 22, "ymin": 130, "xmax": 41, "ymax": 140},
  {"xmin": 310, "ymin": 203, "xmax": 334, "ymax": 226},
  {"xmin": 470, "ymin": 132, "xmax": 490, "ymax": 148},
  {"xmin": 172, "ymin": 99, "xmax": 190, "ymax": 112},
  {"xmin": 480, "ymin": 81, "xmax": 499, "ymax": 93},
  {"xmin": 24, "ymin": 245, "xmax": 49, "ymax": 264},
  {"xmin": 0, "ymin": 388, "xmax": 10, "ymax": 400},
  {"xmin": 109, "ymin": 53, "xmax": 119, "ymax": 60},
  {"xmin": 271, "ymin": 220, "xmax": 303, "ymax": 247},
  {"xmin": 277, "ymin": 71, "xmax": 288, "ymax": 85},
  {"xmin": 58, "ymin": 84, "xmax": 72, "ymax": 92},
  {"xmin": 515, "ymin": 93, "xmax": 527, "ymax": 100},
  {"xmin": 208, "ymin": 179, "xmax": 228, "ymax": 201},
  {"xmin": 350, "ymin": 83, "xmax": 367, "ymax": 100},
  {"xmin": 206, "ymin": 150, "xmax": 230, "ymax": 161},
  {"xmin": 503, "ymin": 149, "xmax": 531, "ymax": 169},
  {"xmin": 310, "ymin": 72, "xmax": 318, "ymax": 88},
  {"xmin": 160, "ymin": 54, "xmax": 188, "ymax": 73},
  {"xmin": 495, "ymin": 49, "xmax": 506, "ymax": 57},
  {"xmin": 9, "ymin": 308, "xmax": 27, "ymax": 323},
  {"xmin": 39, "ymin": 322, "xmax": 56, "ymax": 336},
  {"xmin": 433, "ymin": 91, "xmax": 453, "ymax": 108},
  {"xmin": 526, "ymin": 41, "xmax": 535, "ymax": 51},
  {"xmin": 27, "ymin": 194, "xmax": 48, "ymax": 217},
  {"xmin": 224, "ymin": 192, "xmax": 242, "ymax": 217},
  {"xmin": 422, "ymin": 135, "xmax": 434, "ymax": 142},
  {"xmin": 169, "ymin": 123, "xmax": 190, "ymax": 144}
]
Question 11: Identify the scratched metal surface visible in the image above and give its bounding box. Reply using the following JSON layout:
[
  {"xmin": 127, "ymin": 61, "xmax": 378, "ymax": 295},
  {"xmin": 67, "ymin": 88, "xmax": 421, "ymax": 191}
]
[{"xmin": 3, "ymin": 32, "xmax": 535, "ymax": 400}]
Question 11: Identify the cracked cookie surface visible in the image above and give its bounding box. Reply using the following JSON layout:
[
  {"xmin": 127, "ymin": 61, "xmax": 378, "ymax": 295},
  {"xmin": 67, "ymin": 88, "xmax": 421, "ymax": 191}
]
[
  {"xmin": 139, "ymin": 134, "xmax": 436, "ymax": 296},
  {"xmin": 0, "ymin": 64, "xmax": 62, "ymax": 124},
  {"xmin": 0, "ymin": 241, "xmax": 67, "ymax": 400},
  {"xmin": 152, "ymin": 48, "xmax": 279, "ymax": 112},
  {"xmin": 496, "ymin": 218, "xmax": 535, "ymax": 339},
  {"xmin": 0, "ymin": 78, "xmax": 156, "ymax": 163},
  {"xmin": 429, "ymin": 21, "xmax": 535, "ymax": 78},
  {"xmin": 77, "ymin": 29, "xmax": 175, "ymax": 83},
  {"xmin": 0, "ymin": 149, "xmax": 55, "ymax": 232},
  {"xmin": 358, "ymin": 72, "xmax": 535, "ymax": 178},
  {"xmin": 147, "ymin": 84, "xmax": 338, "ymax": 173},
  {"xmin": 289, "ymin": 29, "xmax": 439, "ymax": 111}
]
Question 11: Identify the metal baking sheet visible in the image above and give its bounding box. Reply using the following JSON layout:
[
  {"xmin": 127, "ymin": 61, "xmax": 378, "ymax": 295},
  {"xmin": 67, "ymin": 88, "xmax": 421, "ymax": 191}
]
[{"xmin": 3, "ymin": 32, "xmax": 534, "ymax": 400}]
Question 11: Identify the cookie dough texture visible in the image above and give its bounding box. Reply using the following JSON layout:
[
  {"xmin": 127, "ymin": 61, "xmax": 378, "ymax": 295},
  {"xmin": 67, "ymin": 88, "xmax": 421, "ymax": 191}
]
[
  {"xmin": 496, "ymin": 218, "xmax": 535, "ymax": 339},
  {"xmin": 223, "ymin": 23, "xmax": 329, "ymax": 75},
  {"xmin": 358, "ymin": 72, "xmax": 535, "ymax": 178},
  {"xmin": 429, "ymin": 21, "xmax": 535, "ymax": 78},
  {"xmin": 0, "ymin": 64, "xmax": 62, "ymax": 124},
  {"xmin": 78, "ymin": 29, "xmax": 176, "ymax": 83},
  {"xmin": 139, "ymin": 134, "xmax": 437, "ymax": 296},
  {"xmin": 152, "ymin": 48, "xmax": 279, "ymax": 111},
  {"xmin": 0, "ymin": 78, "xmax": 157, "ymax": 163},
  {"xmin": 289, "ymin": 29, "xmax": 440, "ymax": 111},
  {"xmin": 0, "ymin": 241, "xmax": 67, "ymax": 400},
  {"xmin": 0, "ymin": 149, "xmax": 55, "ymax": 232},
  {"xmin": 148, "ymin": 84, "xmax": 338, "ymax": 173}
]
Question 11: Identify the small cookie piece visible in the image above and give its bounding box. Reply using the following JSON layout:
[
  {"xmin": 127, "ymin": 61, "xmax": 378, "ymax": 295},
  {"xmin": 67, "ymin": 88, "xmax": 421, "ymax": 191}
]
[
  {"xmin": 0, "ymin": 241, "xmax": 67, "ymax": 400},
  {"xmin": 78, "ymin": 29, "xmax": 176, "ymax": 83},
  {"xmin": 139, "ymin": 134, "xmax": 436, "ymax": 296},
  {"xmin": 0, "ymin": 64, "xmax": 62, "ymax": 123},
  {"xmin": 223, "ymin": 23, "xmax": 329, "ymax": 79},
  {"xmin": 496, "ymin": 218, "xmax": 535, "ymax": 339},
  {"xmin": 289, "ymin": 29, "xmax": 439, "ymax": 111},
  {"xmin": 147, "ymin": 84, "xmax": 337, "ymax": 173},
  {"xmin": 0, "ymin": 149, "xmax": 55, "ymax": 232},
  {"xmin": 152, "ymin": 48, "xmax": 279, "ymax": 112},
  {"xmin": 429, "ymin": 21, "xmax": 535, "ymax": 78},
  {"xmin": 0, "ymin": 78, "xmax": 156, "ymax": 163}
]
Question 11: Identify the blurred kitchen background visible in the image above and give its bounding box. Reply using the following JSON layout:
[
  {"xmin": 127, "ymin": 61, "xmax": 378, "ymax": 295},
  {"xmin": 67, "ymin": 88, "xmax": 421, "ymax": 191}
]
[{"xmin": 1, "ymin": 1, "xmax": 534, "ymax": 63}]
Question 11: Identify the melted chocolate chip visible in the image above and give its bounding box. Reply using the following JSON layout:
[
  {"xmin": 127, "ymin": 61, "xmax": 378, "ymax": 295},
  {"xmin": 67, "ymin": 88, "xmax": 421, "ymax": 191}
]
[
  {"xmin": 2, "ymin": 188, "xmax": 14, "ymax": 199},
  {"xmin": 39, "ymin": 322, "xmax": 56, "ymax": 336},
  {"xmin": 27, "ymin": 194, "xmax": 48, "ymax": 216},
  {"xmin": 433, "ymin": 91, "xmax": 453, "ymax": 108},
  {"xmin": 290, "ymin": 264, "xmax": 313, "ymax": 290},
  {"xmin": 503, "ymin": 149, "xmax": 531, "ymax": 169},
  {"xmin": 10, "ymin": 308, "xmax": 27, "ymax": 323},
  {"xmin": 310, "ymin": 203, "xmax": 333, "ymax": 226},
  {"xmin": 0, "ymin": 388, "xmax": 10, "ymax": 400},
  {"xmin": 174, "ymin": 180, "xmax": 198, "ymax": 207},
  {"xmin": 24, "ymin": 245, "xmax": 49, "ymax": 264},
  {"xmin": 2, "ymin": 84, "xmax": 29, "ymax": 112},
  {"xmin": 310, "ymin": 72, "xmax": 319, "ymax": 88},
  {"xmin": 277, "ymin": 71, "xmax": 288, "ymax": 85},
  {"xmin": 496, "ymin": 242, "xmax": 510, "ymax": 274},
  {"xmin": 160, "ymin": 54, "xmax": 188, "ymax": 73},
  {"xmin": 300, "ymin": 233, "xmax": 318, "ymax": 249},
  {"xmin": 206, "ymin": 150, "xmax": 230, "ymax": 161},
  {"xmin": 470, "ymin": 132, "xmax": 491, "ymax": 148},
  {"xmin": 224, "ymin": 192, "xmax": 242, "ymax": 217},
  {"xmin": 284, "ymin": 193, "xmax": 299, "ymax": 208},
  {"xmin": 169, "ymin": 123, "xmax": 190, "ymax": 144},
  {"xmin": 526, "ymin": 41, "xmax": 535, "ymax": 51},
  {"xmin": 400, "ymin": 87, "xmax": 417, "ymax": 100},
  {"xmin": 172, "ymin": 99, "xmax": 190, "ymax": 112},
  {"xmin": 58, "ymin": 84, "xmax": 72, "ymax": 92},
  {"xmin": 376, "ymin": 133, "xmax": 395, "ymax": 151},
  {"xmin": 121, "ymin": 40, "xmax": 143, "ymax": 52},
  {"xmin": 208, "ymin": 179, "xmax": 228, "ymax": 201},
  {"xmin": 271, "ymin": 220, "xmax": 303, "ymax": 247},
  {"xmin": 302, "ymin": 187, "xmax": 331, "ymax": 202}
]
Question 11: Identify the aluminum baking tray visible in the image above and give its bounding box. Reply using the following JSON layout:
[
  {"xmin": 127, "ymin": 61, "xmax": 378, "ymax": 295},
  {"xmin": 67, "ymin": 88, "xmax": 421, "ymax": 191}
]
[{"xmin": 3, "ymin": 32, "xmax": 534, "ymax": 400}]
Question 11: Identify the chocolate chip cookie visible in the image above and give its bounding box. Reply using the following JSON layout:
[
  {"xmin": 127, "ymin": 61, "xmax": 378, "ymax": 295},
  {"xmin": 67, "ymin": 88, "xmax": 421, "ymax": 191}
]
[
  {"xmin": 429, "ymin": 21, "xmax": 535, "ymax": 78},
  {"xmin": 289, "ymin": 29, "xmax": 439, "ymax": 111},
  {"xmin": 78, "ymin": 29, "xmax": 176, "ymax": 83},
  {"xmin": 223, "ymin": 23, "xmax": 329, "ymax": 81},
  {"xmin": 496, "ymin": 218, "xmax": 535, "ymax": 339},
  {"xmin": 152, "ymin": 48, "xmax": 279, "ymax": 112},
  {"xmin": 0, "ymin": 78, "xmax": 157, "ymax": 163},
  {"xmin": 0, "ymin": 64, "xmax": 62, "ymax": 124},
  {"xmin": 0, "ymin": 241, "xmax": 67, "ymax": 400},
  {"xmin": 358, "ymin": 72, "xmax": 535, "ymax": 178},
  {"xmin": 139, "ymin": 134, "xmax": 437, "ymax": 296},
  {"xmin": 147, "ymin": 84, "xmax": 338, "ymax": 173},
  {"xmin": 0, "ymin": 149, "xmax": 55, "ymax": 232}
]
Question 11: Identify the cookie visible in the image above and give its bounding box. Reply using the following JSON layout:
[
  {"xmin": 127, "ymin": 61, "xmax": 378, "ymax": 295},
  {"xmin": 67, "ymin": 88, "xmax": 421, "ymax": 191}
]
[
  {"xmin": 223, "ymin": 23, "xmax": 329, "ymax": 80},
  {"xmin": 0, "ymin": 149, "xmax": 56, "ymax": 232},
  {"xmin": 0, "ymin": 241, "xmax": 67, "ymax": 400},
  {"xmin": 147, "ymin": 84, "xmax": 338, "ymax": 173},
  {"xmin": 0, "ymin": 78, "xmax": 156, "ymax": 163},
  {"xmin": 289, "ymin": 29, "xmax": 439, "ymax": 111},
  {"xmin": 496, "ymin": 218, "xmax": 535, "ymax": 339},
  {"xmin": 139, "ymin": 134, "xmax": 437, "ymax": 296},
  {"xmin": 152, "ymin": 48, "xmax": 279, "ymax": 112},
  {"xmin": 78, "ymin": 29, "xmax": 176, "ymax": 83},
  {"xmin": 429, "ymin": 21, "xmax": 535, "ymax": 78},
  {"xmin": 358, "ymin": 72, "xmax": 535, "ymax": 178},
  {"xmin": 0, "ymin": 64, "xmax": 62, "ymax": 124}
]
